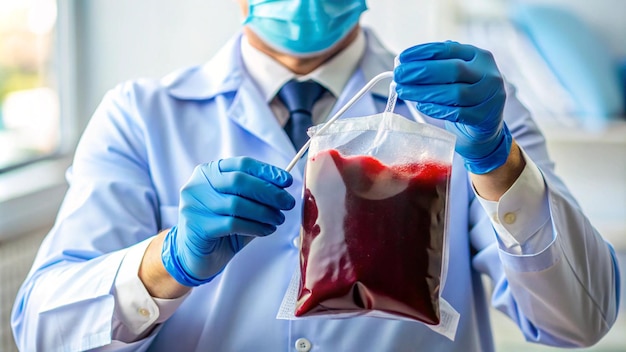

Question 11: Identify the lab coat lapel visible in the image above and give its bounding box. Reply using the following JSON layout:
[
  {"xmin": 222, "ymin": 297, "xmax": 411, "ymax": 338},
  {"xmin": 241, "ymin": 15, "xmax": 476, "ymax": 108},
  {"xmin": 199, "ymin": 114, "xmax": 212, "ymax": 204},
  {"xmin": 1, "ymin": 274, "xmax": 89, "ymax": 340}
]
[
  {"xmin": 327, "ymin": 67, "xmax": 382, "ymax": 121},
  {"xmin": 328, "ymin": 27, "xmax": 400, "ymax": 120},
  {"xmin": 165, "ymin": 33, "xmax": 296, "ymax": 163},
  {"xmin": 227, "ymin": 78, "xmax": 296, "ymax": 162}
]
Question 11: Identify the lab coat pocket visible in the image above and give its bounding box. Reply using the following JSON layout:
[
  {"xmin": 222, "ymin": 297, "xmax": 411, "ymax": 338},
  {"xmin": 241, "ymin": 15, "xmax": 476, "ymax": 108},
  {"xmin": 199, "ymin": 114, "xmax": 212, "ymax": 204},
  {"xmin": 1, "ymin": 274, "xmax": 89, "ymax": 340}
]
[
  {"xmin": 159, "ymin": 205, "xmax": 179, "ymax": 230},
  {"xmin": 38, "ymin": 295, "xmax": 115, "ymax": 352}
]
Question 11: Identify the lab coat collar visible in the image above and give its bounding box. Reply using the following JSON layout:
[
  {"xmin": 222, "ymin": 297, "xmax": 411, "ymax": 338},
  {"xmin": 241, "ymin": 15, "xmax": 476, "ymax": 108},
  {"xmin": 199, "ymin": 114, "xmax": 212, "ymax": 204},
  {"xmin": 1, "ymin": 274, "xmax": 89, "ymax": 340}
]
[
  {"xmin": 360, "ymin": 28, "xmax": 398, "ymax": 97},
  {"xmin": 163, "ymin": 28, "xmax": 397, "ymax": 101},
  {"xmin": 163, "ymin": 34, "xmax": 245, "ymax": 100},
  {"xmin": 325, "ymin": 28, "xmax": 399, "ymax": 119}
]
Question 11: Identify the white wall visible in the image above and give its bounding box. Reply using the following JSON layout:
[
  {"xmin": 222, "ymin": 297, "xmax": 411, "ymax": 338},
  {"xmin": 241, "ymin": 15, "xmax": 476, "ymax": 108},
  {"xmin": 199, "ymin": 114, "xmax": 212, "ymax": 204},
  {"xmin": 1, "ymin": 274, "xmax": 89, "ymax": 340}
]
[
  {"xmin": 361, "ymin": 0, "xmax": 459, "ymax": 53},
  {"xmin": 74, "ymin": 0, "xmax": 242, "ymax": 128}
]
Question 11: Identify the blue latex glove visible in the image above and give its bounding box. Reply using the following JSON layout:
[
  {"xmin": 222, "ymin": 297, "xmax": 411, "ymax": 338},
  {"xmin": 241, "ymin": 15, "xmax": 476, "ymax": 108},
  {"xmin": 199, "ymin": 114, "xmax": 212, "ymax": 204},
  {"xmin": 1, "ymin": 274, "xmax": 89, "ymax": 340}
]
[
  {"xmin": 394, "ymin": 41, "xmax": 512, "ymax": 174},
  {"xmin": 162, "ymin": 157, "xmax": 295, "ymax": 286}
]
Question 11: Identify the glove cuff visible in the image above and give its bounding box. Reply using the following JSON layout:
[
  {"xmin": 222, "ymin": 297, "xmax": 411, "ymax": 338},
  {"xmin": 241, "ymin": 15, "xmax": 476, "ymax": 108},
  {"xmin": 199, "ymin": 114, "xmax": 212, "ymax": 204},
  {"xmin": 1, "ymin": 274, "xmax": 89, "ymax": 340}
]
[
  {"xmin": 463, "ymin": 123, "xmax": 512, "ymax": 175},
  {"xmin": 161, "ymin": 227, "xmax": 211, "ymax": 287}
]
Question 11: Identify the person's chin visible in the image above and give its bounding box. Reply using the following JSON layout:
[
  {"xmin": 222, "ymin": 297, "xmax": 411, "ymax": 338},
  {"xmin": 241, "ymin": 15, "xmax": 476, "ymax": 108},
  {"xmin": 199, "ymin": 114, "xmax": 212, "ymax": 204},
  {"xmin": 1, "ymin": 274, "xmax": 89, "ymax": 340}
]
[
  {"xmin": 255, "ymin": 25, "xmax": 359, "ymax": 60},
  {"xmin": 273, "ymin": 44, "xmax": 336, "ymax": 59},
  {"xmin": 292, "ymin": 28, "xmax": 359, "ymax": 58}
]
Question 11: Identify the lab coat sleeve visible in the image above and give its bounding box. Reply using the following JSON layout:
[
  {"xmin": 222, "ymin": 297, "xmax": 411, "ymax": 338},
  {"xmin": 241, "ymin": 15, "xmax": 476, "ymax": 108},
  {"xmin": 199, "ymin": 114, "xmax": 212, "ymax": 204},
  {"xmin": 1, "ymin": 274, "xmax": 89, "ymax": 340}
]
[
  {"xmin": 469, "ymin": 82, "xmax": 621, "ymax": 347},
  {"xmin": 112, "ymin": 237, "xmax": 188, "ymax": 342},
  {"xmin": 11, "ymin": 81, "xmax": 174, "ymax": 352}
]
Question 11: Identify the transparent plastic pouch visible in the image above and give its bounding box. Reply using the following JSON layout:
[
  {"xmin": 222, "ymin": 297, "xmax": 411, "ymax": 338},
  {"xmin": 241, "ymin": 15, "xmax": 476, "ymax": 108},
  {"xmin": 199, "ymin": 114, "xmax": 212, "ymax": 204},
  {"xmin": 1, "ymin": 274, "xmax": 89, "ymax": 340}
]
[
  {"xmin": 277, "ymin": 72, "xmax": 460, "ymax": 341},
  {"xmin": 300, "ymin": 110, "xmax": 455, "ymax": 319}
]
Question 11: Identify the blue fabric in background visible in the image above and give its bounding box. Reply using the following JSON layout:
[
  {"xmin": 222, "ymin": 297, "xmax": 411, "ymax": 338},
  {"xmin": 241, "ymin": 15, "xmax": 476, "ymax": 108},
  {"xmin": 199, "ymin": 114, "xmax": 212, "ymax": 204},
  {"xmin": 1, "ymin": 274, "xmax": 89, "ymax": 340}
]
[{"xmin": 511, "ymin": 4, "xmax": 625, "ymax": 129}]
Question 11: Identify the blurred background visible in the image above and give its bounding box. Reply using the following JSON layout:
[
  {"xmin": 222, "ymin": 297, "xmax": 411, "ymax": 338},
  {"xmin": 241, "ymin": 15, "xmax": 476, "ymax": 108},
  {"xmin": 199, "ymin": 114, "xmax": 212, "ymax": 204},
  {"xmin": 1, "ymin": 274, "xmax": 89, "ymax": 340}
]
[{"xmin": 0, "ymin": 0, "xmax": 624, "ymax": 350}]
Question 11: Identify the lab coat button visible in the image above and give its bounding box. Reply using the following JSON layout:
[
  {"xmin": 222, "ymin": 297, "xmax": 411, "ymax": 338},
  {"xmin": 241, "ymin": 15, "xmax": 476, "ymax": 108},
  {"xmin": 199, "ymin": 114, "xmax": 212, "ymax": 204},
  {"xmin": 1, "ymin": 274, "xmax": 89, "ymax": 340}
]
[
  {"xmin": 292, "ymin": 236, "xmax": 300, "ymax": 248},
  {"xmin": 138, "ymin": 308, "xmax": 150, "ymax": 317},
  {"xmin": 503, "ymin": 212, "xmax": 517, "ymax": 225},
  {"xmin": 295, "ymin": 338, "xmax": 312, "ymax": 352}
]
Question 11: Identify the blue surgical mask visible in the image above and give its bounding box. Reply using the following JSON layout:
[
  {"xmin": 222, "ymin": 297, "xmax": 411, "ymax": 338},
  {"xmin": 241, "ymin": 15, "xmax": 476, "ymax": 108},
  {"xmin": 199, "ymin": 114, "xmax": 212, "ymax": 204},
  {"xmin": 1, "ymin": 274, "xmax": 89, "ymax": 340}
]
[{"xmin": 244, "ymin": 0, "xmax": 367, "ymax": 56}]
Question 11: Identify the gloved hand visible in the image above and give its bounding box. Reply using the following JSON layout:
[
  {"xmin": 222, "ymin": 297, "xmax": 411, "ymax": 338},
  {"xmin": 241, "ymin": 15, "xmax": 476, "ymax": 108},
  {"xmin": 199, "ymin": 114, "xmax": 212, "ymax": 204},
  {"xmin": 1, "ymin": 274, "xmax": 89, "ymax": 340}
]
[
  {"xmin": 162, "ymin": 157, "xmax": 295, "ymax": 286},
  {"xmin": 394, "ymin": 41, "xmax": 512, "ymax": 174}
]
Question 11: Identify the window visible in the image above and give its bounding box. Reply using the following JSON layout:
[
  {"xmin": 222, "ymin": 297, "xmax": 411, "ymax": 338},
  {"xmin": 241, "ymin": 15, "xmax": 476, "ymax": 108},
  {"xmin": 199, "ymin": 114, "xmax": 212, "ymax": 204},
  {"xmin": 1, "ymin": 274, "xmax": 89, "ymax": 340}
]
[{"xmin": 0, "ymin": 0, "xmax": 59, "ymax": 172}]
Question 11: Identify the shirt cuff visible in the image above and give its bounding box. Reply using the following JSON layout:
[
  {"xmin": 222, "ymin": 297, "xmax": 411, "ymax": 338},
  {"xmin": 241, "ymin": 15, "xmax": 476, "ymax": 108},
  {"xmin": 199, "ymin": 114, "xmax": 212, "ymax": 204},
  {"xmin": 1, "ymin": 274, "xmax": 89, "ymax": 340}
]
[
  {"xmin": 112, "ymin": 237, "xmax": 189, "ymax": 341},
  {"xmin": 475, "ymin": 147, "xmax": 552, "ymax": 255}
]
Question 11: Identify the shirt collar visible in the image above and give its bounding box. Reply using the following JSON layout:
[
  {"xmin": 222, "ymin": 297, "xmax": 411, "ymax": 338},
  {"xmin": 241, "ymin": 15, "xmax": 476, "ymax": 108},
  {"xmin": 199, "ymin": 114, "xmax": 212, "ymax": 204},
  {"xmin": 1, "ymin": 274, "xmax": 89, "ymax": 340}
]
[{"xmin": 240, "ymin": 30, "xmax": 366, "ymax": 102}]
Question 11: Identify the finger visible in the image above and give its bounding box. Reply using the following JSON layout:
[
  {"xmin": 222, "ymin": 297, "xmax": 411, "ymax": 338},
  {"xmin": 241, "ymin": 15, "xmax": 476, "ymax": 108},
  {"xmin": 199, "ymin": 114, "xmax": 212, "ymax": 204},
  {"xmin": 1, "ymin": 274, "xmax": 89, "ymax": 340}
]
[
  {"xmin": 191, "ymin": 215, "xmax": 278, "ymax": 238},
  {"xmin": 228, "ymin": 235, "xmax": 254, "ymax": 253},
  {"xmin": 396, "ymin": 81, "xmax": 491, "ymax": 108},
  {"xmin": 201, "ymin": 161, "xmax": 296, "ymax": 210},
  {"xmin": 415, "ymin": 100, "xmax": 500, "ymax": 126},
  {"xmin": 414, "ymin": 102, "xmax": 462, "ymax": 123},
  {"xmin": 398, "ymin": 41, "xmax": 476, "ymax": 62},
  {"xmin": 207, "ymin": 192, "xmax": 288, "ymax": 226},
  {"xmin": 394, "ymin": 59, "xmax": 482, "ymax": 85},
  {"xmin": 397, "ymin": 69, "xmax": 504, "ymax": 106},
  {"xmin": 221, "ymin": 217, "xmax": 277, "ymax": 237},
  {"xmin": 218, "ymin": 156, "xmax": 293, "ymax": 188}
]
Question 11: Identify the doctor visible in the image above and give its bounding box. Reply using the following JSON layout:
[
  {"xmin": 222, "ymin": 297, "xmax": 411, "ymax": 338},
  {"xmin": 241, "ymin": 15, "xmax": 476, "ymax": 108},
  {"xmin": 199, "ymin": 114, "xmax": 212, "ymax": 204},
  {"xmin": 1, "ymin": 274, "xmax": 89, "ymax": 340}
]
[{"xmin": 12, "ymin": 0, "xmax": 620, "ymax": 351}]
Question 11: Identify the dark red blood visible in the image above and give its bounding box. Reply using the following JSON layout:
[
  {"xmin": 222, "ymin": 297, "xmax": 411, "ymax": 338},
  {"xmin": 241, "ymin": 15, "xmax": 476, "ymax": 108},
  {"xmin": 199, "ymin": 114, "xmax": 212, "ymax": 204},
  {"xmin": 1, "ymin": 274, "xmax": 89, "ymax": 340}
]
[{"xmin": 296, "ymin": 149, "xmax": 451, "ymax": 325}]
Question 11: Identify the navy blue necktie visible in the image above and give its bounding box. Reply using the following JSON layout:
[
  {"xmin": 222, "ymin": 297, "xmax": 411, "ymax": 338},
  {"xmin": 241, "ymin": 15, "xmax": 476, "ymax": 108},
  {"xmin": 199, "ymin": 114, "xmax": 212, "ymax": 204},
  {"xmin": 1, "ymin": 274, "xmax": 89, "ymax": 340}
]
[{"xmin": 277, "ymin": 79, "xmax": 327, "ymax": 150}]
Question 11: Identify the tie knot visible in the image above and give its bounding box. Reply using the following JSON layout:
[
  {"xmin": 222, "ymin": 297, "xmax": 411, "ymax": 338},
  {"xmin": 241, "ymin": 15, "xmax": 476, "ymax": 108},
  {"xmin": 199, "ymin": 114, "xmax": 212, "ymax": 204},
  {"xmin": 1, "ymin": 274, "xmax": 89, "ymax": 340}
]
[
  {"xmin": 277, "ymin": 79, "xmax": 327, "ymax": 151},
  {"xmin": 277, "ymin": 79, "xmax": 326, "ymax": 115}
]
